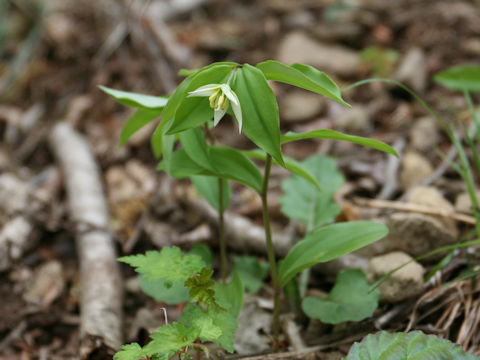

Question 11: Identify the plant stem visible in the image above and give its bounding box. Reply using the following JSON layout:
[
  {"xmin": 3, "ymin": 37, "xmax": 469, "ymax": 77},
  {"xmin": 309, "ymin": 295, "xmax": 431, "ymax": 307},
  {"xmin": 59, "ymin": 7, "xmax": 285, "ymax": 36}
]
[
  {"xmin": 261, "ymin": 154, "xmax": 280, "ymax": 351},
  {"xmin": 218, "ymin": 177, "xmax": 227, "ymax": 282}
]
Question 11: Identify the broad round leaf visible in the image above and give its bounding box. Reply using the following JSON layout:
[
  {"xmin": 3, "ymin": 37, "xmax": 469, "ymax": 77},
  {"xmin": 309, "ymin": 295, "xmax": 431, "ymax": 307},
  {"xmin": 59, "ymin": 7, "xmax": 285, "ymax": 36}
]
[
  {"xmin": 302, "ymin": 269, "xmax": 378, "ymax": 324},
  {"xmin": 345, "ymin": 331, "xmax": 480, "ymax": 360}
]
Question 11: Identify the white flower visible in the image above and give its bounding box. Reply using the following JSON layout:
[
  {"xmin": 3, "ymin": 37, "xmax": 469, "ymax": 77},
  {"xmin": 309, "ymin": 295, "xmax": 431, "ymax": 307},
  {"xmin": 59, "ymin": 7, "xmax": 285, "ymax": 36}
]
[{"xmin": 187, "ymin": 83, "xmax": 243, "ymax": 132}]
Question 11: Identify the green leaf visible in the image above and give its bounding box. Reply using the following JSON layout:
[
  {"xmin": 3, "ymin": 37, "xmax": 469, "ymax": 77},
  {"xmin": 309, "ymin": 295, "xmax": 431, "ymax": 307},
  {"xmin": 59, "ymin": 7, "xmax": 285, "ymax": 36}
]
[
  {"xmin": 114, "ymin": 343, "xmax": 149, "ymax": 360},
  {"xmin": 244, "ymin": 149, "xmax": 321, "ymax": 190},
  {"xmin": 256, "ymin": 60, "xmax": 349, "ymax": 106},
  {"xmin": 232, "ymin": 256, "xmax": 269, "ymax": 294},
  {"xmin": 189, "ymin": 243, "xmax": 214, "ymax": 269},
  {"xmin": 434, "ymin": 65, "xmax": 480, "ymax": 92},
  {"xmin": 344, "ymin": 331, "xmax": 480, "ymax": 360},
  {"xmin": 158, "ymin": 148, "xmax": 208, "ymax": 178},
  {"xmin": 278, "ymin": 221, "xmax": 388, "ymax": 286},
  {"xmin": 209, "ymin": 146, "xmax": 263, "ymax": 192},
  {"xmin": 279, "ymin": 155, "xmax": 344, "ymax": 232},
  {"xmin": 167, "ymin": 64, "xmax": 236, "ymax": 133},
  {"xmin": 118, "ymin": 247, "xmax": 205, "ymax": 282},
  {"xmin": 281, "ymin": 130, "xmax": 398, "ymax": 156},
  {"xmin": 99, "ymin": 85, "xmax": 168, "ymax": 110},
  {"xmin": 179, "ymin": 127, "xmax": 215, "ymax": 172},
  {"xmin": 119, "ymin": 109, "xmax": 161, "ymax": 146},
  {"xmin": 215, "ymin": 272, "xmax": 245, "ymax": 317},
  {"xmin": 179, "ymin": 304, "xmax": 222, "ymax": 342},
  {"xmin": 140, "ymin": 277, "xmax": 189, "ymax": 305},
  {"xmin": 191, "ymin": 175, "xmax": 231, "ymax": 212},
  {"xmin": 144, "ymin": 322, "xmax": 198, "ymax": 357},
  {"xmin": 208, "ymin": 305, "xmax": 238, "ymax": 353},
  {"xmin": 302, "ymin": 269, "xmax": 379, "ymax": 324},
  {"xmin": 232, "ymin": 64, "xmax": 284, "ymax": 166},
  {"xmin": 185, "ymin": 268, "xmax": 220, "ymax": 308}
]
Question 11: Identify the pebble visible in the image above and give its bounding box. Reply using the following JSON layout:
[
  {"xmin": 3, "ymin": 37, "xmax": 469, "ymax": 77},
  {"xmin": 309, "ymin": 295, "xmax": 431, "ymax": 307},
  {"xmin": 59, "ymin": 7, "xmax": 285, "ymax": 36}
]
[
  {"xmin": 455, "ymin": 190, "xmax": 480, "ymax": 214},
  {"xmin": 394, "ymin": 47, "xmax": 427, "ymax": 93},
  {"xmin": 280, "ymin": 90, "xmax": 325, "ymax": 123},
  {"xmin": 277, "ymin": 31, "xmax": 360, "ymax": 77},
  {"xmin": 410, "ymin": 116, "xmax": 440, "ymax": 152},
  {"xmin": 366, "ymin": 251, "xmax": 424, "ymax": 303},
  {"xmin": 336, "ymin": 105, "xmax": 371, "ymax": 133},
  {"xmin": 399, "ymin": 151, "xmax": 434, "ymax": 191}
]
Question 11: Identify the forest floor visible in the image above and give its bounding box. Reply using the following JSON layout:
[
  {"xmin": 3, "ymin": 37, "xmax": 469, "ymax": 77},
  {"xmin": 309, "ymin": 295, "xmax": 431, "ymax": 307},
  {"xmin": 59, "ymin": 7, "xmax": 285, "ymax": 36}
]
[{"xmin": 1, "ymin": 0, "xmax": 480, "ymax": 359}]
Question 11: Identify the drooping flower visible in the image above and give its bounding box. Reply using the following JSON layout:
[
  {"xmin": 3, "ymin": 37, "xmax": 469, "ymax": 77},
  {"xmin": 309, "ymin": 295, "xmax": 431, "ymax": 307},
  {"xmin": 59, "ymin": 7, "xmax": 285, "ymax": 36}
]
[{"xmin": 187, "ymin": 83, "xmax": 243, "ymax": 132}]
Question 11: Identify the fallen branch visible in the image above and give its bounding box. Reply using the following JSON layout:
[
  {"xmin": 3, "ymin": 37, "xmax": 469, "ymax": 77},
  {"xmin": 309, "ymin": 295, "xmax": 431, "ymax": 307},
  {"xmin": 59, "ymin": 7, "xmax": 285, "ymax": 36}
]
[
  {"xmin": 353, "ymin": 197, "xmax": 476, "ymax": 225},
  {"xmin": 49, "ymin": 123, "xmax": 123, "ymax": 358}
]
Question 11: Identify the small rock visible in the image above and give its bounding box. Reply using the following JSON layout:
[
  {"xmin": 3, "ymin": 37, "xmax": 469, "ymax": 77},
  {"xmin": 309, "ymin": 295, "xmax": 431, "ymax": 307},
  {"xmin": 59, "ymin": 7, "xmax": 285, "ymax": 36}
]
[
  {"xmin": 277, "ymin": 31, "xmax": 360, "ymax": 77},
  {"xmin": 280, "ymin": 90, "xmax": 325, "ymax": 123},
  {"xmin": 0, "ymin": 173, "xmax": 30, "ymax": 216},
  {"xmin": 24, "ymin": 260, "xmax": 65, "ymax": 307},
  {"xmin": 408, "ymin": 186, "xmax": 458, "ymax": 236},
  {"xmin": 455, "ymin": 190, "xmax": 480, "ymax": 214},
  {"xmin": 0, "ymin": 216, "xmax": 35, "ymax": 271},
  {"xmin": 394, "ymin": 47, "xmax": 427, "ymax": 93},
  {"xmin": 410, "ymin": 117, "xmax": 440, "ymax": 152},
  {"xmin": 367, "ymin": 251, "xmax": 424, "ymax": 303},
  {"xmin": 399, "ymin": 151, "xmax": 434, "ymax": 191},
  {"xmin": 336, "ymin": 105, "xmax": 371, "ymax": 133},
  {"xmin": 386, "ymin": 212, "xmax": 457, "ymax": 257}
]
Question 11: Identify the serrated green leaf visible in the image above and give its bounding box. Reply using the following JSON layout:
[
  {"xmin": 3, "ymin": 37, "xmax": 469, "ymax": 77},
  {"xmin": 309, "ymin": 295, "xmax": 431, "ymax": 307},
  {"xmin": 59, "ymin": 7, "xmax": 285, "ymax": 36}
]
[
  {"xmin": 281, "ymin": 130, "xmax": 398, "ymax": 156},
  {"xmin": 232, "ymin": 64, "xmax": 284, "ymax": 166},
  {"xmin": 179, "ymin": 304, "xmax": 222, "ymax": 342},
  {"xmin": 99, "ymin": 86, "xmax": 168, "ymax": 110},
  {"xmin": 279, "ymin": 155, "xmax": 344, "ymax": 232},
  {"xmin": 118, "ymin": 247, "xmax": 205, "ymax": 282},
  {"xmin": 434, "ymin": 65, "xmax": 480, "ymax": 92},
  {"xmin": 344, "ymin": 331, "xmax": 480, "ymax": 360},
  {"xmin": 278, "ymin": 221, "xmax": 388, "ymax": 286},
  {"xmin": 244, "ymin": 149, "xmax": 321, "ymax": 190},
  {"xmin": 140, "ymin": 277, "xmax": 189, "ymax": 305},
  {"xmin": 167, "ymin": 64, "xmax": 237, "ymax": 134},
  {"xmin": 113, "ymin": 343, "xmax": 149, "ymax": 360},
  {"xmin": 191, "ymin": 175, "xmax": 231, "ymax": 212},
  {"xmin": 232, "ymin": 256, "xmax": 269, "ymax": 294},
  {"xmin": 302, "ymin": 269, "xmax": 379, "ymax": 324},
  {"xmin": 185, "ymin": 268, "xmax": 220, "ymax": 308},
  {"xmin": 144, "ymin": 322, "xmax": 198, "ymax": 357},
  {"xmin": 208, "ymin": 305, "xmax": 237, "ymax": 353},
  {"xmin": 256, "ymin": 60, "xmax": 348, "ymax": 106},
  {"xmin": 215, "ymin": 272, "xmax": 245, "ymax": 317},
  {"xmin": 119, "ymin": 109, "xmax": 161, "ymax": 146}
]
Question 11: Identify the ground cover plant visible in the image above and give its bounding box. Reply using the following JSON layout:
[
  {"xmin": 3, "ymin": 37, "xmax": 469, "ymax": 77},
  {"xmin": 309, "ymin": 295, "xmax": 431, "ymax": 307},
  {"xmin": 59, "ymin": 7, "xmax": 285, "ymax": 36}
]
[{"xmin": 102, "ymin": 60, "xmax": 397, "ymax": 358}]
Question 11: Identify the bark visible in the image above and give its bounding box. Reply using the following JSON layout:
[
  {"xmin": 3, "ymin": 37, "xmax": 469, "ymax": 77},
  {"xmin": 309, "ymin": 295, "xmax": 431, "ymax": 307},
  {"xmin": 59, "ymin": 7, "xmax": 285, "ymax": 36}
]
[{"xmin": 49, "ymin": 123, "xmax": 122, "ymax": 358}]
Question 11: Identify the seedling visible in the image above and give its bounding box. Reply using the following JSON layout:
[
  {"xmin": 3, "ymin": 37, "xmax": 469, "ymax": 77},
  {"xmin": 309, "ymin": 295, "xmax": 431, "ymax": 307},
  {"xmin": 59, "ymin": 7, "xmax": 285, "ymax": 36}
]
[{"xmin": 102, "ymin": 60, "xmax": 398, "ymax": 355}]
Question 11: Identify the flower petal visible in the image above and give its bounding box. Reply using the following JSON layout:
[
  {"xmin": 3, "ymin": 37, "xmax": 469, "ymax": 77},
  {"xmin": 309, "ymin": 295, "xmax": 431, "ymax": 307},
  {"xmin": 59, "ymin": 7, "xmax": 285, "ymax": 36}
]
[
  {"xmin": 187, "ymin": 84, "xmax": 221, "ymax": 97},
  {"xmin": 213, "ymin": 107, "xmax": 227, "ymax": 126},
  {"xmin": 231, "ymin": 101, "xmax": 243, "ymax": 133},
  {"xmin": 221, "ymin": 84, "xmax": 240, "ymax": 106}
]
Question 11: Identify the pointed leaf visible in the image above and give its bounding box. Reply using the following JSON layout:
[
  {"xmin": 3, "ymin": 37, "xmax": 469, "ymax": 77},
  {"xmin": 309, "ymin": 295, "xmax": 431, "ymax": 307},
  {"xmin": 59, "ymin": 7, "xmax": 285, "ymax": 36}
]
[
  {"xmin": 434, "ymin": 66, "xmax": 480, "ymax": 92},
  {"xmin": 244, "ymin": 149, "xmax": 321, "ymax": 190},
  {"xmin": 302, "ymin": 269, "xmax": 379, "ymax": 324},
  {"xmin": 99, "ymin": 85, "xmax": 168, "ymax": 110},
  {"xmin": 345, "ymin": 331, "xmax": 480, "ymax": 360},
  {"xmin": 280, "ymin": 155, "xmax": 344, "ymax": 231},
  {"xmin": 281, "ymin": 129, "xmax": 398, "ymax": 156},
  {"xmin": 167, "ymin": 64, "xmax": 236, "ymax": 133},
  {"xmin": 278, "ymin": 221, "xmax": 388, "ymax": 286},
  {"xmin": 119, "ymin": 109, "xmax": 161, "ymax": 146},
  {"xmin": 232, "ymin": 64, "xmax": 284, "ymax": 165},
  {"xmin": 113, "ymin": 343, "xmax": 149, "ymax": 360},
  {"xmin": 256, "ymin": 60, "xmax": 349, "ymax": 106},
  {"xmin": 180, "ymin": 127, "xmax": 216, "ymax": 172},
  {"xmin": 191, "ymin": 175, "xmax": 231, "ymax": 211},
  {"xmin": 144, "ymin": 322, "xmax": 198, "ymax": 356},
  {"xmin": 158, "ymin": 148, "xmax": 209, "ymax": 178}
]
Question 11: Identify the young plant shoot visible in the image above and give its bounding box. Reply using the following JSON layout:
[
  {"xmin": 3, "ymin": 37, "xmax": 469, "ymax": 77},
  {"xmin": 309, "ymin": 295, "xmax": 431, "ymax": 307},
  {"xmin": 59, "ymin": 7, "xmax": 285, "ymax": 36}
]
[{"xmin": 102, "ymin": 60, "xmax": 398, "ymax": 358}]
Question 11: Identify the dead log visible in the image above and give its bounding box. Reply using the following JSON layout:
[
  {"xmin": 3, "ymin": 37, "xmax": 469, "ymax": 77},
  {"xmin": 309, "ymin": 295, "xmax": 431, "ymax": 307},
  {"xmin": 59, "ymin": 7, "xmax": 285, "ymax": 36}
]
[{"xmin": 49, "ymin": 123, "xmax": 122, "ymax": 358}]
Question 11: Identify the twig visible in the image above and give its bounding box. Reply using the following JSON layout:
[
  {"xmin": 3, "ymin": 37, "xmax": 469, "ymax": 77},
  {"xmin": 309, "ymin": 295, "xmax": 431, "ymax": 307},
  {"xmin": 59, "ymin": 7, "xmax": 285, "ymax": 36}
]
[
  {"xmin": 378, "ymin": 138, "xmax": 406, "ymax": 200},
  {"xmin": 49, "ymin": 123, "xmax": 123, "ymax": 358},
  {"xmin": 353, "ymin": 197, "xmax": 476, "ymax": 225}
]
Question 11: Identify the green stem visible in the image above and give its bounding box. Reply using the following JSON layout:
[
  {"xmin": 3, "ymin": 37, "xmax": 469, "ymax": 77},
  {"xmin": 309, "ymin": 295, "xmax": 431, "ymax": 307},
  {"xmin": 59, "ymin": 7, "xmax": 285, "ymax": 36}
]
[
  {"xmin": 260, "ymin": 154, "xmax": 280, "ymax": 351},
  {"xmin": 218, "ymin": 177, "xmax": 227, "ymax": 282}
]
